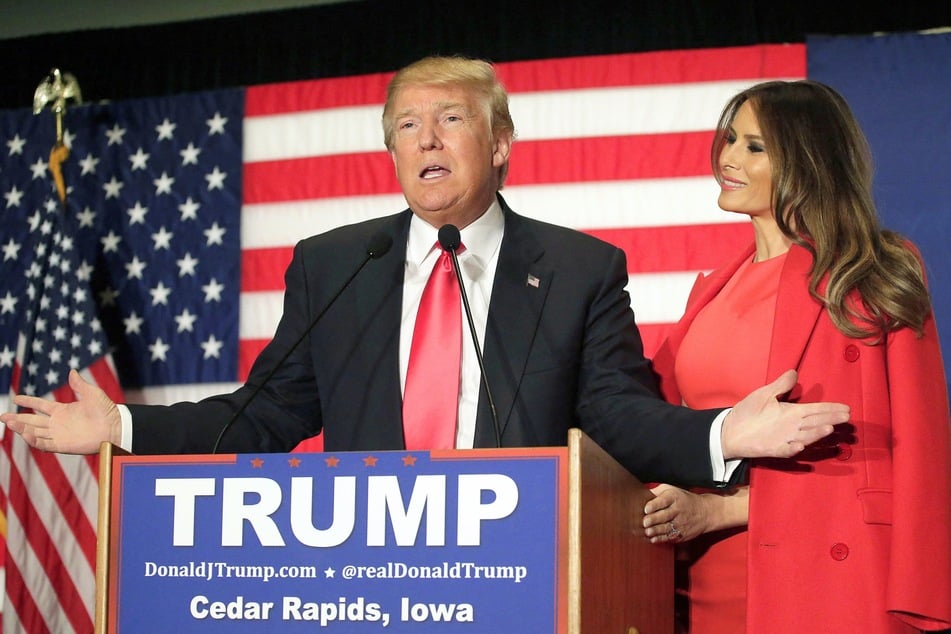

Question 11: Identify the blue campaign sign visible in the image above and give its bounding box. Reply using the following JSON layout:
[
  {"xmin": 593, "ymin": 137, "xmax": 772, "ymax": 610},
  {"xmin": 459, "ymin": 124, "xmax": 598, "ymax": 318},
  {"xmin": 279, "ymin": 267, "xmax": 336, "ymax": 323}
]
[{"xmin": 107, "ymin": 448, "xmax": 569, "ymax": 632}]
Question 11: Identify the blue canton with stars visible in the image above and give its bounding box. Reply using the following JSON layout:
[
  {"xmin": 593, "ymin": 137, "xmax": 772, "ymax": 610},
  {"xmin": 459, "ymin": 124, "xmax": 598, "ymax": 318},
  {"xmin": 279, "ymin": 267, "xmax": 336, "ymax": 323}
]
[{"xmin": 1, "ymin": 89, "xmax": 243, "ymax": 391}]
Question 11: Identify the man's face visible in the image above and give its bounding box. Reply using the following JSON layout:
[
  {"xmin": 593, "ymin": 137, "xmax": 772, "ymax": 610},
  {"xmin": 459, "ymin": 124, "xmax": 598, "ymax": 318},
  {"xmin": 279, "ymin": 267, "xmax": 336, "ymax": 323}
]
[{"xmin": 389, "ymin": 84, "xmax": 511, "ymax": 229}]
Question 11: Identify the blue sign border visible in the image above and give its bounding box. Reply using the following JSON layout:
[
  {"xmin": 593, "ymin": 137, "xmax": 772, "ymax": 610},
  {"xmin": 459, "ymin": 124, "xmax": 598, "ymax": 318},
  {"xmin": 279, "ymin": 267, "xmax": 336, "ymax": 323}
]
[{"xmin": 106, "ymin": 448, "xmax": 568, "ymax": 632}]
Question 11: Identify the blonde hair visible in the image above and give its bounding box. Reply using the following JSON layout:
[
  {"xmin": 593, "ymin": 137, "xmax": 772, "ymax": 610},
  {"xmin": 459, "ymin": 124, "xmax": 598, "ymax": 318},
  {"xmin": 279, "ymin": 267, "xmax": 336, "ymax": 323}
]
[
  {"xmin": 382, "ymin": 55, "xmax": 516, "ymax": 184},
  {"xmin": 711, "ymin": 80, "xmax": 930, "ymax": 340}
]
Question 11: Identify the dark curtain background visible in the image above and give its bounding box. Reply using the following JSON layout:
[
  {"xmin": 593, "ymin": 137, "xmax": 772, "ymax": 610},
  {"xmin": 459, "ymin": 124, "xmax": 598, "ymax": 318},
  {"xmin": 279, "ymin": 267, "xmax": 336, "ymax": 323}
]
[{"xmin": 2, "ymin": 0, "xmax": 949, "ymax": 109}]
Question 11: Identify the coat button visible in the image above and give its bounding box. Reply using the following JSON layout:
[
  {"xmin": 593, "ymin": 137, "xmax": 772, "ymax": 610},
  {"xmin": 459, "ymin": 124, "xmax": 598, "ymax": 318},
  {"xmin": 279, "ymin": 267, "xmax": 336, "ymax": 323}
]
[
  {"xmin": 835, "ymin": 443, "xmax": 853, "ymax": 460},
  {"xmin": 844, "ymin": 344, "xmax": 860, "ymax": 362},
  {"xmin": 830, "ymin": 543, "xmax": 849, "ymax": 561}
]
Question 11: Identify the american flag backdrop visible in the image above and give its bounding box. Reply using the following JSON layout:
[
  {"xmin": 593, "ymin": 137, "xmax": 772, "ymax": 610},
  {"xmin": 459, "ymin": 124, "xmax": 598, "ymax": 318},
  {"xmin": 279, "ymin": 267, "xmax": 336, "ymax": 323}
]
[{"xmin": 1, "ymin": 33, "xmax": 948, "ymax": 632}]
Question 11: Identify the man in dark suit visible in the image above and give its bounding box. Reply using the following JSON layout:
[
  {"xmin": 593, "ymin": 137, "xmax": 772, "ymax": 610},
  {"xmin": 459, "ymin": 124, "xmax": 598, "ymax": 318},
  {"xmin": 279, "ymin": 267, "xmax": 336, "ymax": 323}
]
[{"xmin": 2, "ymin": 56, "xmax": 847, "ymax": 488}]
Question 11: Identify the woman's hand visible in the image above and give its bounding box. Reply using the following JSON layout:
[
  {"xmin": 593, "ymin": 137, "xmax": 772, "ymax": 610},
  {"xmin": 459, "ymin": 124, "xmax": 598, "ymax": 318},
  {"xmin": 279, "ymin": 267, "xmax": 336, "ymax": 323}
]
[{"xmin": 643, "ymin": 484, "xmax": 750, "ymax": 544}]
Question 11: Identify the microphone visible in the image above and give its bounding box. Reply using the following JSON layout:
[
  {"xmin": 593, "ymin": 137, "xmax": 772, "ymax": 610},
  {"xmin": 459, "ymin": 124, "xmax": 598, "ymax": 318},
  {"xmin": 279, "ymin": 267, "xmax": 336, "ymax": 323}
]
[
  {"xmin": 211, "ymin": 231, "xmax": 393, "ymax": 453},
  {"xmin": 437, "ymin": 224, "xmax": 502, "ymax": 448}
]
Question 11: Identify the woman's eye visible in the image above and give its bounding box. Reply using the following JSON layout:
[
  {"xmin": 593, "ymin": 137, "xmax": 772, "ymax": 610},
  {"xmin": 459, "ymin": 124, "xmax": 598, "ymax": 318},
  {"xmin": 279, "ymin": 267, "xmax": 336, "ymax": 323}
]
[{"xmin": 748, "ymin": 143, "xmax": 765, "ymax": 153}]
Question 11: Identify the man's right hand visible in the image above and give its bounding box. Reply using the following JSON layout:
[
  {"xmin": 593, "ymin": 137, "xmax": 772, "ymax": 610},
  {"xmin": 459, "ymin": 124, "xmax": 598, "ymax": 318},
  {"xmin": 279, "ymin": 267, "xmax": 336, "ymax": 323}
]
[{"xmin": 0, "ymin": 369, "xmax": 121, "ymax": 455}]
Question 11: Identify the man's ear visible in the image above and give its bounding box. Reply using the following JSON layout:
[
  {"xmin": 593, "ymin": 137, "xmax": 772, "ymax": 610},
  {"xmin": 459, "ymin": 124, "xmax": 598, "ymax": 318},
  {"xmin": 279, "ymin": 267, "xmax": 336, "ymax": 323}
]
[{"xmin": 492, "ymin": 131, "xmax": 513, "ymax": 168}]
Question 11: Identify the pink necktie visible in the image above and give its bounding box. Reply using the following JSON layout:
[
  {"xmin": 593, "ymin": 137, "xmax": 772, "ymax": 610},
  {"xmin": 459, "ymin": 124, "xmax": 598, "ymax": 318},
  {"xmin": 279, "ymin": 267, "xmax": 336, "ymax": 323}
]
[{"xmin": 403, "ymin": 246, "xmax": 462, "ymax": 450}]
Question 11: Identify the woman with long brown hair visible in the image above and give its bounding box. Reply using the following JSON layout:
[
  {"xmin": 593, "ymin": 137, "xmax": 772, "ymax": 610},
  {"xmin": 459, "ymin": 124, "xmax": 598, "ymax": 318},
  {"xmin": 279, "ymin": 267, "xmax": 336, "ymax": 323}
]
[{"xmin": 644, "ymin": 80, "xmax": 951, "ymax": 633}]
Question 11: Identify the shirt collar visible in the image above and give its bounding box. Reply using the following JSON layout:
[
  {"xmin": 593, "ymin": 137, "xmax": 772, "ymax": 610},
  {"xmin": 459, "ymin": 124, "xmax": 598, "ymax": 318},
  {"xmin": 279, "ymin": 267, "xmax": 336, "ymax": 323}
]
[{"xmin": 406, "ymin": 199, "xmax": 504, "ymax": 268}]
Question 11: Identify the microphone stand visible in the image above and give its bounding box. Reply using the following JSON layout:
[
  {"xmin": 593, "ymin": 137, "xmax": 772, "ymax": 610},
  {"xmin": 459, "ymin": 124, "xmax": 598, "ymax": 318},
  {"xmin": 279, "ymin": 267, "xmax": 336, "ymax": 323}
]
[{"xmin": 438, "ymin": 224, "xmax": 502, "ymax": 448}]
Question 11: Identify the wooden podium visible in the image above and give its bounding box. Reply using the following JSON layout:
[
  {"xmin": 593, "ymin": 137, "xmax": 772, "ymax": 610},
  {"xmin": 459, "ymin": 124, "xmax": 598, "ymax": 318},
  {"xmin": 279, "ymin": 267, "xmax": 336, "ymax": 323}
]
[
  {"xmin": 564, "ymin": 429, "xmax": 673, "ymax": 633},
  {"xmin": 95, "ymin": 428, "xmax": 672, "ymax": 633}
]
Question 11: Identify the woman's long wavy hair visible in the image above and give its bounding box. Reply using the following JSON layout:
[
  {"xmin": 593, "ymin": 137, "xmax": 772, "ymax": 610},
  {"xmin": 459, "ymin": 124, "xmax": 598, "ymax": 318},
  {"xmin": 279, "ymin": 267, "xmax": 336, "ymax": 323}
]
[{"xmin": 712, "ymin": 80, "xmax": 931, "ymax": 340}]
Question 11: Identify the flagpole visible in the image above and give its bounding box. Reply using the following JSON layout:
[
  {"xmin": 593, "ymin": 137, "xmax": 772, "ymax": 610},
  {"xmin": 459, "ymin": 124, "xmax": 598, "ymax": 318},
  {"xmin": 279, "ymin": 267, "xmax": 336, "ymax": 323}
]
[{"xmin": 32, "ymin": 68, "xmax": 82, "ymax": 203}]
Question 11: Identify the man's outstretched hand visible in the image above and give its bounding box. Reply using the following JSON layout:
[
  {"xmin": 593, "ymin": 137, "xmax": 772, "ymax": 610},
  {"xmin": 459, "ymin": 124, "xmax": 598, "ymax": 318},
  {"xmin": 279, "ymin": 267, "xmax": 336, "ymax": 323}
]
[
  {"xmin": 0, "ymin": 369, "xmax": 122, "ymax": 455},
  {"xmin": 722, "ymin": 369, "xmax": 849, "ymax": 460}
]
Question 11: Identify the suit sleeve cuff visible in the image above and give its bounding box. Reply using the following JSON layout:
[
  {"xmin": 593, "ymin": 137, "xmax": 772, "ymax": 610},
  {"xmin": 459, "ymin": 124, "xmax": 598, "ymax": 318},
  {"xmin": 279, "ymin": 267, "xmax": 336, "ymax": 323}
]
[
  {"xmin": 118, "ymin": 404, "xmax": 133, "ymax": 453},
  {"xmin": 710, "ymin": 408, "xmax": 741, "ymax": 484}
]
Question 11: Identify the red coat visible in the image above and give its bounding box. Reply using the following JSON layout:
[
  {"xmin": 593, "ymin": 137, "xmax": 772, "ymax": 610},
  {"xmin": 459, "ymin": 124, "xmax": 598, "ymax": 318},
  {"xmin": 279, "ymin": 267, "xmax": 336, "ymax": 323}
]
[{"xmin": 652, "ymin": 243, "xmax": 951, "ymax": 632}]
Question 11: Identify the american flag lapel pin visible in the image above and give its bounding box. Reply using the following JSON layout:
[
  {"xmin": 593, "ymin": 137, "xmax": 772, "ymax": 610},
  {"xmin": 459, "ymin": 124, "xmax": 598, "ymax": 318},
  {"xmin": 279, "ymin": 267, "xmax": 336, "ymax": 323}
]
[{"xmin": 526, "ymin": 274, "xmax": 540, "ymax": 288}]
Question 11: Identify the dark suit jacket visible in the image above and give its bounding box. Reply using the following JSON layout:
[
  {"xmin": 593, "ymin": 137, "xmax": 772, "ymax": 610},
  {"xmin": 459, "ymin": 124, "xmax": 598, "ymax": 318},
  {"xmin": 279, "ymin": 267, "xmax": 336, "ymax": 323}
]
[{"xmin": 130, "ymin": 196, "xmax": 723, "ymax": 486}]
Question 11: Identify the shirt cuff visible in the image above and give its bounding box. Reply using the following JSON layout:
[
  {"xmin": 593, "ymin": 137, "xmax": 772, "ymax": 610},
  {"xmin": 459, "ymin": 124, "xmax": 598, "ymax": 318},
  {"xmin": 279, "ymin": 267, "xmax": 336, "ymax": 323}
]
[
  {"xmin": 710, "ymin": 408, "xmax": 741, "ymax": 484},
  {"xmin": 118, "ymin": 403, "xmax": 133, "ymax": 453}
]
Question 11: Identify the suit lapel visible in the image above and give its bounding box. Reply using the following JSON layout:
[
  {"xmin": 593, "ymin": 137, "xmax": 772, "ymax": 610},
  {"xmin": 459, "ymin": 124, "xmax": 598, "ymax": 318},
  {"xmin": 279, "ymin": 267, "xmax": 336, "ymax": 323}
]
[
  {"xmin": 474, "ymin": 206, "xmax": 551, "ymax": 446},
  {"xmin": 354, "ymin": 211, "xmax": 411, "ymax": 325},
  {"xmin": 351, "ymin": 211, "xmax": 412, "ymax": 445}
]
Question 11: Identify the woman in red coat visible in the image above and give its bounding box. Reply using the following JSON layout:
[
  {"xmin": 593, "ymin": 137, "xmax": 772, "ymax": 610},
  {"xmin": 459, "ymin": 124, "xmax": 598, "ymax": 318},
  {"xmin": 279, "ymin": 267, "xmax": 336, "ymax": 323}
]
[{"xmin": 643, "ymin": 80, "xmax": 951, "ymax": 633}]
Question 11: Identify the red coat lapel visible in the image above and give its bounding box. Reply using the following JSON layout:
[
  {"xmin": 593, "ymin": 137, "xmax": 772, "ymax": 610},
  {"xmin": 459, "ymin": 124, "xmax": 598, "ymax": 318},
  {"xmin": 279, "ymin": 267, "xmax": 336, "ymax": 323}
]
[{"xmin": 765, "ymin": 244, "xmax": 824, "ymax": 385}]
